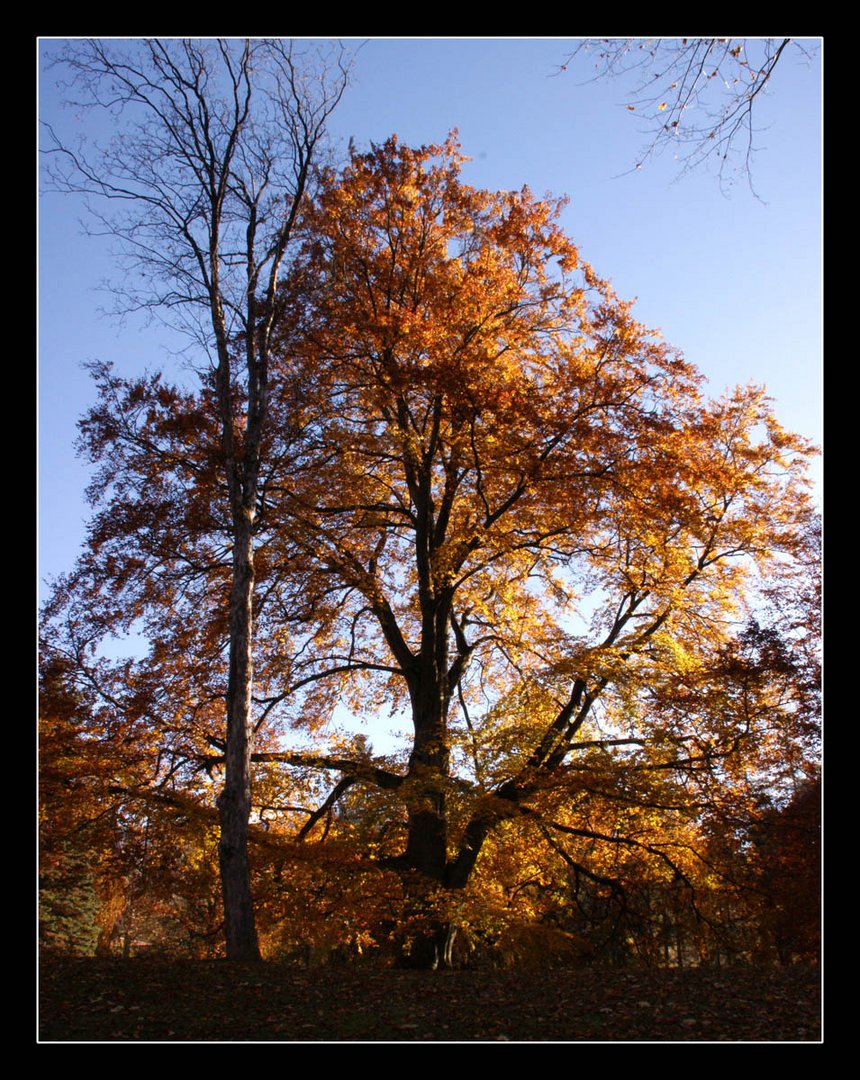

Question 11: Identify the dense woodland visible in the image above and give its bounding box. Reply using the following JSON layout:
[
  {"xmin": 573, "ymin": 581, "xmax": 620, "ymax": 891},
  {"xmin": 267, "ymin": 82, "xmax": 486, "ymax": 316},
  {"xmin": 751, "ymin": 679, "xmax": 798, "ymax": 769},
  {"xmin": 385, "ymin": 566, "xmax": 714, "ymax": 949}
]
[{"xmin": 40, "ymin": 43, "xmax": 820, "ymax": 974}]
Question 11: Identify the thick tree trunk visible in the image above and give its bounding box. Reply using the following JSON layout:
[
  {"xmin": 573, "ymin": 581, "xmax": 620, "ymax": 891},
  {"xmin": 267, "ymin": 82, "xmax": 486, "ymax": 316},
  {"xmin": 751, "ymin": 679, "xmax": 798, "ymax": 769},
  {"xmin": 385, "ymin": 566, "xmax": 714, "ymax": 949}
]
[
  {"xmin": 403, "ymin": 760, "xmax": 449, "ymax": 885},
  {"xmin": 404, "ymin": 662, "xmax": 451, "ymax": 882},
  {"xmin": 399, "ymin": 643, "xmax": 457, "ymax": 967},
  {"xmin": 397, "ymin": 657, "xmax": 523, "ymax": 966},
  {"xmin": 217, "ymin": 521, "xmax": 261, "ymax": 961}
]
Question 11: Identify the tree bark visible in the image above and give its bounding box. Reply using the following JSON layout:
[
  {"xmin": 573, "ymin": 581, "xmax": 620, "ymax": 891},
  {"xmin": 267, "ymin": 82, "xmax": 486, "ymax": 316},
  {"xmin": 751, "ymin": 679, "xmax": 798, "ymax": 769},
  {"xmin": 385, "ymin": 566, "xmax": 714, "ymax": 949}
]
[
  {"xmin": 404, "ymin": 596, "xmax": 453, "ymax": 885},
  {"xmin": 403, "ymin": 723, "xmax": 450, "ymax": 883},
  {"xmin": 398, "ymin": 593, "xmax": 460, "ymax": 966},
  {"xmin": 217, "ymin": 520, "xmax": 261, "ymax": 961}
]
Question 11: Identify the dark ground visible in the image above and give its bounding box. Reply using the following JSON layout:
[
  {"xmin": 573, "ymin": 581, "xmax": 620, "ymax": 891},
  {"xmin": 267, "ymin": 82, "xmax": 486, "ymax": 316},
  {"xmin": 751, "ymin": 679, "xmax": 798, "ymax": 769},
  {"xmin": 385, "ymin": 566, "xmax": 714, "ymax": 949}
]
[{"xmin": 38, "ymin": 957, "xmax": 821, "ymax": 1043}]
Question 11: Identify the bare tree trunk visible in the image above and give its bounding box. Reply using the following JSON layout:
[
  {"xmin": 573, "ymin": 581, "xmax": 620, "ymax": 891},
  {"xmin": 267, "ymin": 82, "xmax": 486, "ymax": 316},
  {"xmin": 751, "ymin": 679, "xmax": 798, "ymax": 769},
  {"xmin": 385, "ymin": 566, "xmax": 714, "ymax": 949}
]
[
  {"xmin": 217, "ymin": 520, "xmax": 260, "ymax": 961},
  {"xmin": 399, "ymin": 596, "xmax": 458, "ymax": 967},
  {"xmin": 404, "ymin": 720, "xmax": 450, "ymax": 883}
]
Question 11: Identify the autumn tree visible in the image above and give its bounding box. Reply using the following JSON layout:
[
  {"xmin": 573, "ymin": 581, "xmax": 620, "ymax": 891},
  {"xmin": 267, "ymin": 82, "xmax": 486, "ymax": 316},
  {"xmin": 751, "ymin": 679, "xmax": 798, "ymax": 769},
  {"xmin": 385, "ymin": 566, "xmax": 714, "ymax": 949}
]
[
  {"xmin": 41, "ymin": 39, "xmax": 349, "ymax": 960},
  {"xmin": 245, "ymin": 135, "xmax": 816, "ymax": 964}
]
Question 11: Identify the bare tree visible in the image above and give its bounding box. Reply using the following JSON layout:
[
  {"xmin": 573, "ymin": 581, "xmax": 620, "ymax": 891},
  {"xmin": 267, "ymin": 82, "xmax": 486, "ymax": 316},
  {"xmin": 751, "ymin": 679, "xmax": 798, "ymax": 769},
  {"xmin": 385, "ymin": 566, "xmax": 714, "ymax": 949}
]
[
  {"xmin": 42, "ymin": 38, "xmax": 350, "ymax": 961},
  {"xmin": 561, "ymin": 37, "xmax": 819, "ymax": 194}
]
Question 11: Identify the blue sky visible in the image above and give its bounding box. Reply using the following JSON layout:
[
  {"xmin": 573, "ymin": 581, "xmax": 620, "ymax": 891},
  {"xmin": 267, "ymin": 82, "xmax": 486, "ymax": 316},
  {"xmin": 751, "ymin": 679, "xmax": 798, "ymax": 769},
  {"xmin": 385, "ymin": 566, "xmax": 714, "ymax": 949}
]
[{"xmin": 38, "ymin": 38, "xmax": 822, "ymax": 603}]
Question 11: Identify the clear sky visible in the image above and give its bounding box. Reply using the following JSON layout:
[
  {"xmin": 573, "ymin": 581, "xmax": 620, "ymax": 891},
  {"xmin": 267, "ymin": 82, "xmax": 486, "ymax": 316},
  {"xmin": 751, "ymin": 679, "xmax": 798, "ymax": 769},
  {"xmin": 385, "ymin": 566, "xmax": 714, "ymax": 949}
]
[{"xmin": 38, "ymin": 37, "xmax": 822, "ymax": 604}]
